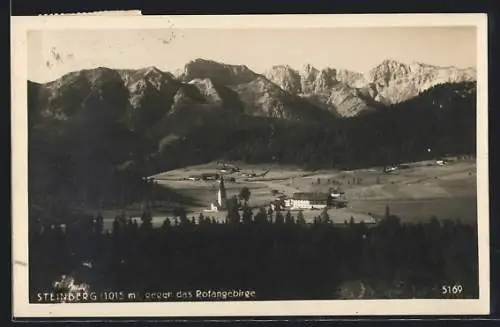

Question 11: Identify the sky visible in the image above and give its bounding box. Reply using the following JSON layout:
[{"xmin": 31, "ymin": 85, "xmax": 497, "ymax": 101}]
[{"xmin": 28, "ymin": 27, "xmax": 477, "ymax": 83}]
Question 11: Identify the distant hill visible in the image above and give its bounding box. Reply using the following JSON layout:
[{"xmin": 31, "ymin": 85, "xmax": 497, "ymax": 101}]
[
  {"xmin": 27, "ymin": 58, "xmax": 477, "ymax": 212},
  {"xmin": 148, "ymin": 81, "xmax": 476, "ymax": 172}
]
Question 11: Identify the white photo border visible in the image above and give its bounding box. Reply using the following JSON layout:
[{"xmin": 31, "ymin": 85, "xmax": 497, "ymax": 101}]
[{"xmin": 11, "ymin": 13, "xmax": 490, "ymax": 318}]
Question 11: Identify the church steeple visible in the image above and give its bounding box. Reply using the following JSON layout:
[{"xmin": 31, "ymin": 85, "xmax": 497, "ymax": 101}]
[{"xmin": 217, "ymin": 175, "xmax": 227, "ymax": 209}]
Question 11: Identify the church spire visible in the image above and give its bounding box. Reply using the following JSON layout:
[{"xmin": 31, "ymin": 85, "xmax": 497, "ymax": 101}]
[{"xmin": 217, "ymin": 175, "xmax": 227, "ymax": 209}]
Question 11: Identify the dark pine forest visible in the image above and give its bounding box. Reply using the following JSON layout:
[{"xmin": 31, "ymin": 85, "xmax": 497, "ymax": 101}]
[{"xmin": 30, "ymin": 208, "xmax": 478, "ymax": 301}]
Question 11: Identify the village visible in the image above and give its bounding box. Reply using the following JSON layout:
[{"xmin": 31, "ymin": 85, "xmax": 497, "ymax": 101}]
[
  {"xmin": 203, "ymin": 173, "xmax": 351, "ymax": 214},
  {"xmin": 108, "ymin": 155, "xmax": 476, "ymax": 231},
  {"xmin": 142, "ymin": 161, "xmax": 373, "ymax": 226}
]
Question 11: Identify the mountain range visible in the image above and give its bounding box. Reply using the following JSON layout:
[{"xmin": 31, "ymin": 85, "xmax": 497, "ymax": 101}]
[
  {"xmin": 264, "ymin": 59, "xmax": 475, "ymax": 116},
  {"xmin": 27, "ymin": 58, "xmax": 477, "ymax": 213},
  {"xmin": 30, "ymin": 58, "xmax": 476, "ymax": 122}
]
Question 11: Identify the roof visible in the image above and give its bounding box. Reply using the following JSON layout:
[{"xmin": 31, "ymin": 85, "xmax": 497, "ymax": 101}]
[{"xmin": 292, "ymin": 192, "xmax": 329, "ymax": 201}]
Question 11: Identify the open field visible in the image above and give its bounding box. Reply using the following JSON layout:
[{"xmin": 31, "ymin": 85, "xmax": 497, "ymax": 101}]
[{"xmin": 100, "ymin": 158, "xmax": 477, "ymax": 230}]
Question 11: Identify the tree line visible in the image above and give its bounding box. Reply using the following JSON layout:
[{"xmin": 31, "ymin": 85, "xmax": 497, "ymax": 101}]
[{"xmin": 29, "ymin": 207, "xmax": 479, "ymax": 302}]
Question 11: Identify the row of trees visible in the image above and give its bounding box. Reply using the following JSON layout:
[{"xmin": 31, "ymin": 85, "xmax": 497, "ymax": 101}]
[{"xmin": 29, "ymin": 207, "xmax": 479, "ymax": 302}]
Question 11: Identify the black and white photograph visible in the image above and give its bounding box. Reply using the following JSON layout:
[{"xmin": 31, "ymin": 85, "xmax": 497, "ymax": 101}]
[{"xmin": 11, "ymin": 14, "xmax": 489, "ymax": 317}]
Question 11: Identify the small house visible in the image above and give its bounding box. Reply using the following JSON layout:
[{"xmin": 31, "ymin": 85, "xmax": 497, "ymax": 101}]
[{"xmin": 201, "ymin": 173, "xmax": 220, "ymax": 180}]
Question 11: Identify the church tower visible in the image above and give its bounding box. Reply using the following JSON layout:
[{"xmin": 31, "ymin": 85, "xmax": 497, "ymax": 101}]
[{"xmin": 217, "ymin": 175, "xmax": 227, "ymax": 209}]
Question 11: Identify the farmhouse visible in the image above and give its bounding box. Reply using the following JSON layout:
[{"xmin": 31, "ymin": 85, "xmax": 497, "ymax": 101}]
[
  {"xmin": 287, "ymin": 192, "xmax": 330, "ymax": 210},
  {"xmin": 384, "ymin": 166, "xmax": 398, "ymax": 174},
  {"xmin": 330, "ymin": 190, "xmax": 345, "ymax": 199},
  {"xmin": 436, "ymin": 159, "xmax": 448, "ymax": 166},
  {"xmin": 329, "ymin": 191, "xmax": 348, "ymax": 208}
]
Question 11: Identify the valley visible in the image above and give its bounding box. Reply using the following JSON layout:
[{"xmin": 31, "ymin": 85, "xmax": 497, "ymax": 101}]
[
  {"xmin": 26, "ymin": 58, "xmax": 478, "ymax": 229},
  {"xmin": 96, "ymin": 157, "xmax": 477, "ymax": 231}
]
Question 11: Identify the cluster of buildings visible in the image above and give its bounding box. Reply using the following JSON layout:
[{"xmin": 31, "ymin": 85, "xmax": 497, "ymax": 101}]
[
  {"xmin": 187, "ymin": 172, "xmax": 220, "ymax": 181},
  {"xmin": 276, "ymin": 191, "xmax": 348, "ymax": 211},
  {"xmin": 205, "ymin": 174, "xmax": 348, "ymax": 214}
]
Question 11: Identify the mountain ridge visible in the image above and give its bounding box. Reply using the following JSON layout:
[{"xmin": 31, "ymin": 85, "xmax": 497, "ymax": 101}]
[
  {"xmin": 264, "ymin": 59, "xmax": 476, "ymax": 115},
  {"xmin": 31, "ymin": 58, "xmax": 476, "ymax": 120}
]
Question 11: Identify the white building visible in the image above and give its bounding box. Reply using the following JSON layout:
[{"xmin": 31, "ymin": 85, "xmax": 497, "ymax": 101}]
[
  {"xmin": 330, "ymin": 191, "xmax": 344, "ymax": 199},
  {"xmin": 436, "ymin": 160, "xmax": 448, "ymax": 166},
  {"xmin": 287, "ymin": 192, "xmax": 330, "ymax": 210}
]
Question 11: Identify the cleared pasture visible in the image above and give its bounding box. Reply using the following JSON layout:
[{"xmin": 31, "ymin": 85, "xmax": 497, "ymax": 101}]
[{"xmin": 100, "ymin": 158, "xmax": 477, "ymax": 230}]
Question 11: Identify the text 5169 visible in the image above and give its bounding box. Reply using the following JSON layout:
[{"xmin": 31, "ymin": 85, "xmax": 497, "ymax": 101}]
[{"xmin": 441, "ymin": 285, "xmax": 463, "ymax": 295}]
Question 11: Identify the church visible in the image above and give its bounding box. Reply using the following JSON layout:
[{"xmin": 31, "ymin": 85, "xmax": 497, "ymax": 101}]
[{"xmin": 209, "ymin": 175, "xmax": 228, "ymax": 212}]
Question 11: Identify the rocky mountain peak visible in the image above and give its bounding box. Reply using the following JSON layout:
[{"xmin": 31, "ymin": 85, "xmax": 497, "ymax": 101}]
[
  {"xmin": 334, "ymin": 69, "xmax": 367, "ymax": 88},
  {"xmin": 179, "ymin": 58, "xmax": 257, "ymax": 85},
  {"xmin": 313, "ymin": 69, "xmax": 337, "ymax": 92},
  {"xmin": 302, "ymin": 63, "xmax": 317, "ymax": 73},
  {"xmin": 408, "ymin": 61, "xmax": 435, "ymax": 70},
  {"xmin": 142, "ymin": 65, "xmax": 161, "ymax": 73},
  {"xmin": 264, "ymin": 65, "xmax": 302, "ymax": 94},
  {"xmin": 140, "ymin": 66, "xmax": 174, "ymax": 79},
  {"xmin": 300, "ymin": 64, "xmax": 320, "ymax": 94},
  {"xmin": 369, "ymin": 59, "xmax": 411, "ymax": 84},
  {"xmin": 187, "ymin": 78, "xmax": 223, "ymax": 103},
  {"xmin": 379, "ymin": 59, "xmax": 408, "ymax": 69},
  {"xmin": 366, "ymin": 59, "xmax": 476, "ymax": 104}
]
